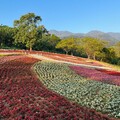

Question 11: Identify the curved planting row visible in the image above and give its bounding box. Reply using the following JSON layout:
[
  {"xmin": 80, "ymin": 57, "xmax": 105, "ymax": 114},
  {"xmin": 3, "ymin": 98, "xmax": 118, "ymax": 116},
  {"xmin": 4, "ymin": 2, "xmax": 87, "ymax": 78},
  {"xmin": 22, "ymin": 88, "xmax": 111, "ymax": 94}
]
[
  {"xmin": 70, "ymin": 66, "xmax": 120, "ymax": 86},
  {"xmin": 34, "ymin": 61, "xmax": 120, "ymax": 119},
  {"xmin": 1, "ymin": 56, "xmax": 113, "ymax": 120}
]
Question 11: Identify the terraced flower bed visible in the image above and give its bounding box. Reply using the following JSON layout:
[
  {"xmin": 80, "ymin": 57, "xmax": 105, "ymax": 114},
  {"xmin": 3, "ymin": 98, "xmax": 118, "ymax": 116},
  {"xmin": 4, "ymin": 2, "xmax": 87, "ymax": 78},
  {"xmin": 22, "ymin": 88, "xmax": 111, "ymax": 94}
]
[
  {"xmin": 34, "ymin": 61, "xmax": 120, "ymax": 119},
  {"xmin": 70, "ymin": 66, "xmax": 120, "ymax": 86},
  {"xmin": 1, "ymin": 55, "xmax": 114, "ymax": 120}
]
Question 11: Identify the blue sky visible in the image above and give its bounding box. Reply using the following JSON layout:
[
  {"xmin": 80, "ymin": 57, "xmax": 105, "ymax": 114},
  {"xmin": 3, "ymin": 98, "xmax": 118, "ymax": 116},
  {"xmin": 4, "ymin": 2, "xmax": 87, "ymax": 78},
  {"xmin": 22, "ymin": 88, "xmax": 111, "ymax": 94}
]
[{"xmin": 1, "ymin": 0, "xmax": 120, "ymax": 33}]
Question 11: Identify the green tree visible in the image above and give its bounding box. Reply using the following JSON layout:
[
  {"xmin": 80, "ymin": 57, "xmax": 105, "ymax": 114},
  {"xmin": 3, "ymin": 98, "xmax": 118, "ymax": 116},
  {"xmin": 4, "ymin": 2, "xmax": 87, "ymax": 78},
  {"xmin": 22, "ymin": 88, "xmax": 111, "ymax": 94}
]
[
  {"xmin": 56, "ymin": 37, "xmax": 76, "ymax": 54},
  {"xmin": 47, "ymin": 34, "xmax": 61, "ymax": 51},
  {"xmin": 33, "ymin": 34, "xmax": 61, "ymax": 52},
  {"xmin": 33, "ymin": 34, "xmax": 50, "ymax": 51},
  {"xmin": 102, "ymin": 47, "xmax": 117, "ymax": 64},
  {"xmin": 78, "ymin": 37, "xmax": 106, "ymax": 59},
  {"xmin": 0, "ymin": 25, "xmax": 15, "ymax": 48},
  {"xmin": 114, "ymin": 42, "xmax": 120, "ymax": 57},
  {"xmin": 14, "ymin": 13, "xmax": 42, "ymax": 51}
]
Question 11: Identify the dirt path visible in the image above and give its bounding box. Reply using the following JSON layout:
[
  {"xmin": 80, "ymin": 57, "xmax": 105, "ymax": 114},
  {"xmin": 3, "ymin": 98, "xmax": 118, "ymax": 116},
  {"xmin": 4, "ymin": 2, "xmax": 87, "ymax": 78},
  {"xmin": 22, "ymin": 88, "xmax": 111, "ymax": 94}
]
[{"xmin": 0, "ymin": 55, "xmax": 115, "ymax": 120}]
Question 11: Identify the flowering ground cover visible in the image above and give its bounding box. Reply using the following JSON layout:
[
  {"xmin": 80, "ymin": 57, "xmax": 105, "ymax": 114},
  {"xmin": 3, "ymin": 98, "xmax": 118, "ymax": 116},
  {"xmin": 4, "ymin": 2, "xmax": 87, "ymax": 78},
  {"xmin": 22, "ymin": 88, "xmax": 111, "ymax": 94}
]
[
  {"xmin": 34, "ymin": 61, "xmax": 120, "ymax": 119},
  {"xmin": 0, "ymin": 49, "xmax": 103, "ymax": 66},
  {"xmin": 0, "ymin": 55, "xmax": 24, "ymax": 64},
  {"xmin": 70, "ymin": 66, "xmax": 120, "ymax": 86},
  {"xmin": 97, "ymin": 69, "xmax": 120, "ymax": 76},
  {"xmin": 0, "ymin": 55, "xmax": 114, "ymax": 120},
  {"xmin": 32, "ymin": 51, "xmax": 103, "ymax": 66}
]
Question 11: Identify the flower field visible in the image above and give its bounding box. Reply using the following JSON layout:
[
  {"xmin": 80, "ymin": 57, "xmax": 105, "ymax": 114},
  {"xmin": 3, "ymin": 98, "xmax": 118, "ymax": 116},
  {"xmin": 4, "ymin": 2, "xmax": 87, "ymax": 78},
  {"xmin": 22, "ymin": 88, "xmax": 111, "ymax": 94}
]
[
  {"xmin": 0, "ymin": 49, "xmax": 103, "ymax": 66},
  {"xmin": 70, "ymin": 66, "xmax": 120, "ymax": 86},
  {"xmin": 29, "ymin": 51, "xmax": 103, "ymax": 66},
  {"xmin": 1, "ymin": 55, "xmax": 116, "ymax": 120},
  {"xmin": 97, "ymin": 69, "xmax": 120, "ymax": 76},
  {"xmin": 34, "ymin": 61, "xmax": 120, "ymax": 119},
  {"xmin": 0, "ymin": 55, "xmax": 24, "ymax": 64}
]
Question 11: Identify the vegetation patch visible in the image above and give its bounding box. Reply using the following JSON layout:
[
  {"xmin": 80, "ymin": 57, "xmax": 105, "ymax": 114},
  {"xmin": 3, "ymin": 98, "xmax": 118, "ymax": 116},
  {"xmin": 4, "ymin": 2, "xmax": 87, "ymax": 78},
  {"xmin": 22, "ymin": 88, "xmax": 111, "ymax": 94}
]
[
  {"xmin": 70, "ymin": 66, "xmax": 120, "ymax": 86},
  {"xmin": 34, "ymin": 61, "xmax": 120, "ymax": 118},
  {"xmin": 96, "ymin": 69, "xmax": 120, "ymax": 76},
  {"xmin": 1, "ymin": 56, "xmax": 113, "ymax": 119}
]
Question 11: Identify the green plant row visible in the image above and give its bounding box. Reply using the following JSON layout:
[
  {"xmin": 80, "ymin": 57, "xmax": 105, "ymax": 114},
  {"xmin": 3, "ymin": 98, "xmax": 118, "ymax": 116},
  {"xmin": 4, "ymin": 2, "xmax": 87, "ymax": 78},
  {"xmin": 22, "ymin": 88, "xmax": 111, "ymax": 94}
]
[{"xmin": 34, "ymin": 61, "xmax": 120, "ymax": 118}]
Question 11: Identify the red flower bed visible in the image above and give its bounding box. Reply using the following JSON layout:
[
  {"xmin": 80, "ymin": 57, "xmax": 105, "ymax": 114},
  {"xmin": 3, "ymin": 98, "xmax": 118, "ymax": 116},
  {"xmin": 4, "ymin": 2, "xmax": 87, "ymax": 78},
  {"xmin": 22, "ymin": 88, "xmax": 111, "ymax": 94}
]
[
  {"xmin": 0, "ymin": 55, "xmax": 24, "ymax": 64},
  {"xmin": 0, "ymin": 55, "xmax": 118, "ymax": 119},
  {"xmin": 0, "ymin": 49, "xmax": 103, "ymax": 66},
  {"xmin": 70, "ymin": 66, "xmax": 120, "ymax": 86},
  {"xmin": 97, "ymin": 69, "xmax": 120, "ymax": 76},
  {"xmin": 34, "ymin": 52, "xmax": 102, "ymax": 66}
]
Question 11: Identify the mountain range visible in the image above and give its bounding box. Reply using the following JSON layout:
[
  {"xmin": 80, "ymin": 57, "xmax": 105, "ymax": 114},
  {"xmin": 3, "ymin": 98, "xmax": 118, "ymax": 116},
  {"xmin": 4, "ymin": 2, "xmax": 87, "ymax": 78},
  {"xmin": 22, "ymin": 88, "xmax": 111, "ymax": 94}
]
[{"xmin": 49, "ymin": 30, "xmax": 120, "ymax": 45}]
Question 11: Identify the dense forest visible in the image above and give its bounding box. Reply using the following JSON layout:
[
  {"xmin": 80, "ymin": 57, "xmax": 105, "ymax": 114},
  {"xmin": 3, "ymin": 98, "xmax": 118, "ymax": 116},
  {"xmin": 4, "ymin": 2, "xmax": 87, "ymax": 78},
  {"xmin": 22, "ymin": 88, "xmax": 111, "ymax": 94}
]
[{"xmin": 0, "ymin": 13, "xmax": 120, "ymax": 65}]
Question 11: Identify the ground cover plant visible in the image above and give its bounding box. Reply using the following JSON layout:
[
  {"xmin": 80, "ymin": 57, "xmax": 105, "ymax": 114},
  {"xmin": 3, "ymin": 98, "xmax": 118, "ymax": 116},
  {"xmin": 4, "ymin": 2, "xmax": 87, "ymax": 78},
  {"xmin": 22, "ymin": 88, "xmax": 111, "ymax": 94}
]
[
  {"xmin": 0, "ymin": 49, "xmax": 103, "ymax": 66},
  {"xmin": 0, "ymin": 55, "xmax": 24, "ymax": 64},
  {"xmin": 0, "ymin": 55, "xmax": 114, "ymax": 120},
  {"xmin": 34, "ymin": 51, "xmax": 103, "ymax": 66},
  {"xmin": 34, "ymin": 61, "xmax": 120, "ymax": 119},
  {"xmin": 70, "ymin": 66, "xmax": 120, "ymax": 86},
  {"xmin": 96, "ymin": 69, "xmax": 120, "ymax": 76}
]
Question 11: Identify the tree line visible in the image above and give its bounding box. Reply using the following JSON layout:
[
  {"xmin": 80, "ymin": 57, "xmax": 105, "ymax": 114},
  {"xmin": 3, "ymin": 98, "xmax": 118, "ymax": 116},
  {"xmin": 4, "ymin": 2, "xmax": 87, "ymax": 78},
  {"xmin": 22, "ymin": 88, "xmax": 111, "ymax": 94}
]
[
  {"xmin": 56, "ymin": 37, "xmax": 120, "ymax": 65},
  {"xmin": 0, "ymin": 13, "xmax": 120, "ymax": 65}
]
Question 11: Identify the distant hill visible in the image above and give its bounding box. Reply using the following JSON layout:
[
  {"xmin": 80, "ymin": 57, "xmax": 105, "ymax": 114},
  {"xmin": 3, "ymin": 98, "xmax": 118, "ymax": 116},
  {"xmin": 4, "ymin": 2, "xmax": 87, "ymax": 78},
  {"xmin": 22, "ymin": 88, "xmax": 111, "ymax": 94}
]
[
  {"xmin": 49, "ymin": 30, "xmax": 74, "ymax": 38},
  {"xmin": 49, "ymin": 30, "xmax": 84, "ymax": 38},
  {"xmin": 49, "ymin": 30, "xmax": 120, "ymax": 45}
]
